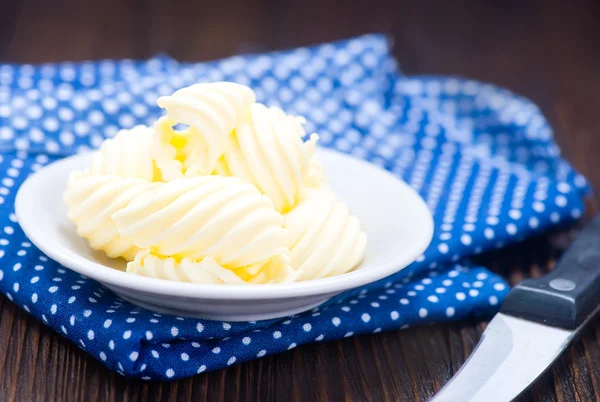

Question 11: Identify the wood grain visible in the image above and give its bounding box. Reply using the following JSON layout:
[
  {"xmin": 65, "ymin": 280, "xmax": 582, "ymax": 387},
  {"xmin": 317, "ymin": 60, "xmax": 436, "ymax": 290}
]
[{"xmin": 1, "ymin": 0, "xmax": 600, "ymax": 401}]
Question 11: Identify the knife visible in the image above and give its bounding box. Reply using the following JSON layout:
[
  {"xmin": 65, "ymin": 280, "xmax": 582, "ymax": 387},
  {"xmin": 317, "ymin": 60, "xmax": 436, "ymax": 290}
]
[{"xmin": 431, "ymin": 215, "xmax": 600, "ymax": 402}]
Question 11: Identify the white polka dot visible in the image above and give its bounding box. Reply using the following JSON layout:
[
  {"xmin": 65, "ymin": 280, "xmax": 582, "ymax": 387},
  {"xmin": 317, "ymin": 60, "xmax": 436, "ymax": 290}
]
[
  {"xmin": 456, "ymin": 292, "xmax": 466, "ymax": 301},
  {"xmin": 555, "ymin": 195, "xmax": 567, "ymax": 207},
  {"xmin": 400, "ymin": 298, "xmax": 409, "ymax": 305},
  {"xmin": 489, "ymin": 296, "xmax": 499, "ymax": 305},
  {"xmin": 442, "ymin": 279, "xmax": 453, "ymax": 286},
  {"xmin": 482, "ymin": 214, "xmax": 500, "ymax": 226},
  {"xmin": 427, "ymin": 295, "xmax": 439, "ymax": 303},
  {"xmin": 212, "ymin": 347, "xmax": 221, "ymax": 354},
  {"xmin": 171, "ymin": 326, "xmax": 179, "ymax": 337},
  {"xmin": 528, "ymin": 217, "xmax": 539, "ymax": 229},
  {"xmin": 494, "ymin": 283, "xmax": 506, "ymax": 291},
  {"xmin": 332, "ymin": 317, "xmax": 341, "ymax": 326},
  {"xmin": 533, "ymin": 202, "xmax": 545, "ymax": 213},
  {"xmin": 129, "ymin": 351, "xmax": 139, "ymax": 361},
  {"xmin": 242, "ymin": 336, "xmax": 251, "ymax": 345},
  {"xmin": 506, "ymin": 223, "xmax": 517, "ymax": 235},
  {"xmin": 87, "ymin": 330, "xmax": 95, "ymax": 340},
  {"xmin": 42, "ymin": 117, "xmax": 59, "ymax": 132},
  {"xmin": 509, "ymin": 209, "xmax": 522, "ymax": 220},
  {"xmin": 123, "ymin": 330, "xmax": 132, "ymax": 339},
  {"xmin": 446, "ymin": 307, "xmax": 455, "ymax": 317},
  {"xmin": 0, "ymin": 127, "xmax": 13, "ymax": 140},
  {"xmin": 273, "ymin": 331, "xmax": 282, "ymax": 339},
  {"xmin": 257, "ymin": 350, "xmax": 267, "ymax": 357},
  {"xmin": 12, "ymin": 116, "xmax": 28, "ymax": 130},
  {"xmin": 557, "ymin": 182, "xmax": 571, "ymax": 193},
  {"xmin": 438, "ymin": 243, "xmax": 449, "ymax": 254},
  {"xmin": 227, "ymin": 356, "xmax": 237, "ymax": 365},
  {"xmin": 50, "ymin": 304, "xmax": 57, "ymax": 314},
  {"xmin": 151, "ymin": 350, "xmax": 159, "ymax": 358},
  {"xmin": 166, "ymin": 369, "xmax": 175, "ymax": 378},
  {"xmin": 89, "ymin": 110, "xmax": 105, "ymax": 125},
  {"xmin": 132, "ymin": 104, "xmax": 148, "ymax": 117},
  {"xmin": 469, "ymin": 289, "xmax": 479, "ymax": 297},
  {"xmin": 419, "ymin": 308, "xmax": 428, "ymax": 318},
  {"xmin": 181, "ymin": 353, "xmax": 189, "ymax": 361},
  {"xmin": 196, "ymin": 323, "xmax": 204, "ymax": 332},
  {"xmin": 58, "ymin": 107, "xmax": 74, "ymax": 121},
  {"xmin": 361, "ymin": 313, "xmax": 371, "ymax": 323},
  {"xmin": 421, "ymin": 278, "xmax": 432, "ymax": 286},
  {"xmin": 118, "ymin": 114, "xmax": 135, "ymax": 128},
  {"xmin": 223, "ymin": 322, "xmax": 231, "ymax": 330},
  {"xmin": 460, "ymin": 234, "xmax": 472, "ymax": 246},
  {"xmin": 550, "ymin": 212, "xmax": 560, "ymax": 223}
]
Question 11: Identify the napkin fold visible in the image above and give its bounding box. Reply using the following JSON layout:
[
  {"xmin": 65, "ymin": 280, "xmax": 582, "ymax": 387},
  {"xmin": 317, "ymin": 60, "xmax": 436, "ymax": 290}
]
[{"xmin": 0, "ymin": 34, "xmax": 588, "ymax": 380}]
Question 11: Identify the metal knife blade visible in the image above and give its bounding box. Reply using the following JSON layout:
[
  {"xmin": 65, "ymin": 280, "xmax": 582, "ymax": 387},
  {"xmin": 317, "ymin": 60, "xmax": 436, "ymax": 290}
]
[
  {"xmin": 432, "ymin": 215, "xmax": 600, "ymax": 402},
  {"xmin": 431, "ymin": 313, "xmax": 574, "ymax": 402}
]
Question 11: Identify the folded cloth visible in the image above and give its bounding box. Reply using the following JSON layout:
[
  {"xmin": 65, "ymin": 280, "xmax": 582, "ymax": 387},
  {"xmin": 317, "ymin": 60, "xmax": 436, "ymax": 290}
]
[{"xmin": 0, "ymin": 34, "xmax": 589, "ymax": 380}]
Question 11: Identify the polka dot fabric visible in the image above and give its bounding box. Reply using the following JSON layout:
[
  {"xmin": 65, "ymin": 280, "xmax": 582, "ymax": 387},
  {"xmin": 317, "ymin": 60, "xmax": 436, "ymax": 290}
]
[{"xmin": 2, "ymin": 34, "xmax": 589, "ymax": 380}]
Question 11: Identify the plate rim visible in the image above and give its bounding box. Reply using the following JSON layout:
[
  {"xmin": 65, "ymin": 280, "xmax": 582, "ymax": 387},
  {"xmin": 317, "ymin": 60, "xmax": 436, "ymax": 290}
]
[{"xmin": 16, "ymin": 148, "xmax": 434, "ymax": 300}]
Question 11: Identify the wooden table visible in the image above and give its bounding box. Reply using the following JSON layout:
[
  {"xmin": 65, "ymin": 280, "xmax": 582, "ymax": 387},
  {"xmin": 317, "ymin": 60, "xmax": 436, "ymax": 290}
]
[{"xmin": 2, "ymin": 1, "xmax": 600, "ymax": 400}]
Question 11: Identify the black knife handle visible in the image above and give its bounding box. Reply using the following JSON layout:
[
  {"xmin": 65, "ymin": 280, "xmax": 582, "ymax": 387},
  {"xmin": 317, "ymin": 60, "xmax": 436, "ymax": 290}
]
[{"xmin": 501, "ymin": 214, "xmax": 600, "ymax": 329}]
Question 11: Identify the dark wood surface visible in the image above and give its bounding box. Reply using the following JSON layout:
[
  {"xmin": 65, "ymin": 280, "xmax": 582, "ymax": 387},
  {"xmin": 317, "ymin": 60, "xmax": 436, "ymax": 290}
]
[{"xmin": 1, "ymin": 1, "xmax": 600, "ymax": 401}]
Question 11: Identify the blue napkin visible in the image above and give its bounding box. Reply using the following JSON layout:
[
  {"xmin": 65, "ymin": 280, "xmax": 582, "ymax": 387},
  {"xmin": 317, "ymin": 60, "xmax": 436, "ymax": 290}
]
[{"xmin": 0, "ymin": 34, "xmax": 589, "ymax": 380}]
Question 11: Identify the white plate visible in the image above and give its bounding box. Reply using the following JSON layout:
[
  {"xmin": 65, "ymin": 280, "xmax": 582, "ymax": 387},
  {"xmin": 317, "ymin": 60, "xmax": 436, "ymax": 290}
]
[{"xmin": 16, "ymin": 148, "xmax": 433, "ymax": 321}]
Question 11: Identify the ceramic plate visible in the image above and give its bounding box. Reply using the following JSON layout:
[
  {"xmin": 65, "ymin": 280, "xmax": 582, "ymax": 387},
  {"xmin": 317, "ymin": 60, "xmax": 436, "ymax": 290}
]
[{"xmin": 16, "ymin": 148, "xmax": 433, "ymax": 321}]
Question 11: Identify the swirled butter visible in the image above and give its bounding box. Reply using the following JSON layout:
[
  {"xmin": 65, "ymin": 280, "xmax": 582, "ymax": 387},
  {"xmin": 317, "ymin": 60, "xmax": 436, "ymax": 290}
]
[
  {"xmin": 214, "ymin": 104, "xmax": 319, "ymax": 212},
  {"xmin": 113, "ymin": 175, "xmax": 289, "ymax": 268},
  {"xmin": 128, "ymin": 250, "xmax": 298, "ymax": 285},
  {"xmin": 303, "ymin": 156, "xmax": 328, "ymax": 189},
  {"xmin": 151, "ymin": 116, "xmax": 199, "ymax": 181},
  {"xmin": 284, "ymin": 188, "xmax": 367, "ymax": 281},
  {"xmin": 64, "ymin": 80, "xmax": 367, "ymax": 285},
  {"xmin": 64, "ymin": 172, "xmax": 160, "ymax": 260},
  {"xmin": 90, "ymin": 125, "xmax": 156, "ymax": 181},
  {"xmin": 127, "ymin": 251, "xmax": 246, "ymax": 284},
  {"xmin": 156, "ymin": 82, "xmax": 256, "ymax": 177}
]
